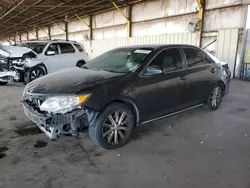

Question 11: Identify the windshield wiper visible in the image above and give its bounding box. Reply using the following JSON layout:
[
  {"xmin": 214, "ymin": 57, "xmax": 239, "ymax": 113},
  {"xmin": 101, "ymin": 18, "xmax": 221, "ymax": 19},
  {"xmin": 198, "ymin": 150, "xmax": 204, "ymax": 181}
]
[{"xmin": 102, "ymin": 69, "xmax": 126, "ymax": 73}]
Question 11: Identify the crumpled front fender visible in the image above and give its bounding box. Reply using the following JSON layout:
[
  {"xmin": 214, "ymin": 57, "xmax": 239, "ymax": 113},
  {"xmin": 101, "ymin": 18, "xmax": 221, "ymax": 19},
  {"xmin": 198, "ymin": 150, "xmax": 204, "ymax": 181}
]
[{"xmin": 25, "ymin": 59, "xmax": 44, "ymax": 68}]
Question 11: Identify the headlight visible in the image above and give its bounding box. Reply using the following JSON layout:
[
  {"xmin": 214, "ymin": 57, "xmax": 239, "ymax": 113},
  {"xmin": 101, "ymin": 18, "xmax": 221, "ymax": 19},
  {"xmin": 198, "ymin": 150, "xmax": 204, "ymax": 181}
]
[{"xmin": 40, "ymin": 94, "xmax": 90, "ymax": 114}]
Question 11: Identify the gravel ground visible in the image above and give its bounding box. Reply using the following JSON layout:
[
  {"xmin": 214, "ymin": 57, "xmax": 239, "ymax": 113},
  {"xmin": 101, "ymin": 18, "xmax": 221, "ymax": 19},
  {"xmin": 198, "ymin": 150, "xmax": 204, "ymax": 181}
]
[{"xmin": 0, "ymin": 80, "xmax": 250, "ymax": 188}]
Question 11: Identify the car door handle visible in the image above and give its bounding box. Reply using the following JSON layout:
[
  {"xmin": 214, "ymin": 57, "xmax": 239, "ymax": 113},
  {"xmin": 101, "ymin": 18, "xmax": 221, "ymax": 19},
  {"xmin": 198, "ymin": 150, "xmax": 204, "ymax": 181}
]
[
  {"xmin": 180, "ymin": 76, "xmax": 187, "ymax": 80},
  {"xmin": 211, "ymin": 68, "xmax": 216, "ymax": 73}
]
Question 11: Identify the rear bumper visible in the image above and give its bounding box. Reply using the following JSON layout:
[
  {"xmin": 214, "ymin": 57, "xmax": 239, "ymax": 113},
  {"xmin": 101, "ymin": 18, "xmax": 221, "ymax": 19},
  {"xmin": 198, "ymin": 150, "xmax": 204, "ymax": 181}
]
[{"xmin": 223, "ymin": 77, "xmax": 231, "ymax": 95}]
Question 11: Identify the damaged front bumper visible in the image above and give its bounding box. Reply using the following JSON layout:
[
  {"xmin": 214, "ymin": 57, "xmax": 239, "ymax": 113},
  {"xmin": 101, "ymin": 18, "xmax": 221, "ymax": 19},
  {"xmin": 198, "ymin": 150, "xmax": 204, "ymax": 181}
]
[
  {"xmin": 23, "ymin": 101, "xmax": 98, "ymax": 140},
  {"xmin": 0, "ymin": 71, "xmax": 20, "ymax": 82}
]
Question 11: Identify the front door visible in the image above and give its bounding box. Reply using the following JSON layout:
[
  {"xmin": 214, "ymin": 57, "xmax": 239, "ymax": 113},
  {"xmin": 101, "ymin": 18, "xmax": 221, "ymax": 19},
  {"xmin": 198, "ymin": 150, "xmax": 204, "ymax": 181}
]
[
  {"xmin": 137, "ymin": 48, "xmax": 188, "ymax": 122},
  {"xmin": 43, "ymin": 43, "xmax": 61, "ymax": 73}
]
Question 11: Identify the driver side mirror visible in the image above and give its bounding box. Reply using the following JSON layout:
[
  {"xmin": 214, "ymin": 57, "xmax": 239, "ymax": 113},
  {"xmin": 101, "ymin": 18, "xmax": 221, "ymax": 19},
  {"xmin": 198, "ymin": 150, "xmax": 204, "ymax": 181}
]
[
  {"xmin": 144, "ymin": 65, "xmax": 163, "ymax": 76},
  {"xmin": 46, "ymin": 51, "xmax": 56, "ymax": 56}
]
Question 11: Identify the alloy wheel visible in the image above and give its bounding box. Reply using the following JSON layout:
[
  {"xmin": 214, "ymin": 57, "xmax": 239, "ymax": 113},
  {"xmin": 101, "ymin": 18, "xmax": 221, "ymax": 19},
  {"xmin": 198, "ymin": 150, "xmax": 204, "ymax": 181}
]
[
  {"xmin": 31, "ymin": 69, "xmax": 44, "ymax": 80},
  {"xmin": 102, "ymin": 111, "xmax": 131, "ymax": 145},
  {"xmin": 210, "ymin": 86, "xmax": 222, "ymax": 108}
]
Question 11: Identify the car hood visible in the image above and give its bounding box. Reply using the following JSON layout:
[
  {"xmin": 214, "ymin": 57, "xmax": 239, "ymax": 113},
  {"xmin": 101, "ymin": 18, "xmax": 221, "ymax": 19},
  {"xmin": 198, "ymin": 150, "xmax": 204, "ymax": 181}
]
[
  {"xmin": 26, "ymin": 67, "xmax": 125, "ymax": 95},
  {"xmin": 0, "ymin": 45, "xmax": 37, "ymax": 58}
]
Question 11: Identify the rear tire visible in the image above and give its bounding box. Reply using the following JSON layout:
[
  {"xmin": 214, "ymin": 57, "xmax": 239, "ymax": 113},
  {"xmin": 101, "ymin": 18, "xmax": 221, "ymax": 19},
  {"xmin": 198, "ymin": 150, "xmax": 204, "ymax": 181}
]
[
  {"xmin": 207, "ymin": 84, "xmax": 223, "ymax": 110},
  {"xmin": 88, "ymin": 103, "xmax": 135, "ymax": 149},
  {"xmin": 24, "ymin": 66, "xmax": 46, "ymax": 85}
]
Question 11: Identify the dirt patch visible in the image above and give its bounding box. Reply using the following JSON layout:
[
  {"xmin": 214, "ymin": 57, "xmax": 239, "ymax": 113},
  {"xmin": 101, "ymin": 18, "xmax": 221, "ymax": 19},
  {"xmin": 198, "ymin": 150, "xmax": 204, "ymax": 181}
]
[
  {"xmin": 0, "ymin": 146, "xmax": 8, "ymax": 152},
  {"xmin": 236, "ymin": 108, "xmax": 247, "ymax": 112},
  {"xmin": 34, "ymin": 140, "xmax": 48, "ymax": 148},
  {"xmin": 15, "ymin": 126, "xmax": 42, "ymax": 136},
  {"xmin": 0, "ymin": 153, "xmax": 6, "ymax": 159},
  {"xmin": 9, "ymin": 116, "xmax": 17, "ymax": 121}
]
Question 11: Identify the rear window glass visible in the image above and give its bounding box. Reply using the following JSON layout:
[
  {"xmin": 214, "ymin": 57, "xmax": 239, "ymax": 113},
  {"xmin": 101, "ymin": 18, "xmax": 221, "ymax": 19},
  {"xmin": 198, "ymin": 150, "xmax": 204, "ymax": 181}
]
[
  {"xmin": 58, "ymin": 43, "xmax": 75, "ymax": 54},
  {"xmin": 74, "ymin": 44, "xmax": 84, "ymax": 52},
  {"xmin": 183, "ymin": 48, "xmax": 207, "ymax": 68}
]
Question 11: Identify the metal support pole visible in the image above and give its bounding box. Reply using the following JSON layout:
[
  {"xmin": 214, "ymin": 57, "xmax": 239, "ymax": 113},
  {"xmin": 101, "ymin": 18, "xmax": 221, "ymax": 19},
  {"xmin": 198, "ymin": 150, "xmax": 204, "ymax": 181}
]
[
  {"xmin": 48, "ymin": 26, "xmax": 51, "ymax": 40},
  {"xmin": 65, "ymin": 21, "xmax": 68, "ymax": 40},
  {"xmin": 89, "ymin": 15, "xmax": 93, "ymax": 40},
  {"xmin": 112, "ymin": 2, "xmax": 131, "ymax": 38},
  {"xmin": 195, "ymin": 0, "xmax": 205, "ymax": 47},
  {"xmin": 36, "ymin": 29, "xmax": 39, "ymax": 40},
  {"xmin": 128, "ymin": 4, "xmax": 132, "ymax": 38},
  {"xmin": 19, "ymin": 34, "xmax": 22, "ymax": 43},
  {"xmin": 13, "ymin": 36, "xmax": 16, "ymax": 45},
  {"xmin": 75, "ymin": 14, "xmax": 92, "ymax": 40},
  {"xmin": 26, "ymin": 32, "xmax": 29, "ymax": 41}
]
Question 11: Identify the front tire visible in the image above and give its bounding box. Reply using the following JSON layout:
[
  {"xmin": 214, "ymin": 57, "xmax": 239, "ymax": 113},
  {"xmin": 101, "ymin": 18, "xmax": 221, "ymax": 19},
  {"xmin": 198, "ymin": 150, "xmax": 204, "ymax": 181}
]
[
  {"xmin": 0, "ymin": 81, "xmax": 8, "ymax": 85},
  {"xmin": 207, "ymin": 84, "xmax": 223, "ymax": 110},
  {"xmin": 76, "ymin": 61, "xmax": 86, "ymax": 68},
  {"xmin": 24, "ymin": 66, "xmax": 46, "ymax": 85},
  {"xmin": 89, "ymin": 103, "xmax": 135, "ymax": 149}
]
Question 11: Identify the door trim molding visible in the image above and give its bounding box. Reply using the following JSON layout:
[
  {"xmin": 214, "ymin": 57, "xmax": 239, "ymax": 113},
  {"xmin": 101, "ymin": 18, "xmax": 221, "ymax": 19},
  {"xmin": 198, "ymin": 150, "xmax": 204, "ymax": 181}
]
[{"xmin": 142, "ymin": 103, "xmax": 204, "ymax": 124}]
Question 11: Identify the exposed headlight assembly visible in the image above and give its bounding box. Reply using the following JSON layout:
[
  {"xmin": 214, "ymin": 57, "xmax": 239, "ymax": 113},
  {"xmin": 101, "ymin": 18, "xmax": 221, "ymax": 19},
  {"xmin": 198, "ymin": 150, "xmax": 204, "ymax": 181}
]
[{"xmin": 40, "ymin": 94, "xmax": 90, "ymax": 114}]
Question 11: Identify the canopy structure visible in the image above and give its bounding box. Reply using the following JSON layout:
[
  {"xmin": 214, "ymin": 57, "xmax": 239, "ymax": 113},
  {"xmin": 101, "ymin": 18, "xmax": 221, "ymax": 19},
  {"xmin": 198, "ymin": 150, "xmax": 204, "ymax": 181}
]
[{"xmin": 0, "ymin": 0, "xmax": 143, "ymax": 38}]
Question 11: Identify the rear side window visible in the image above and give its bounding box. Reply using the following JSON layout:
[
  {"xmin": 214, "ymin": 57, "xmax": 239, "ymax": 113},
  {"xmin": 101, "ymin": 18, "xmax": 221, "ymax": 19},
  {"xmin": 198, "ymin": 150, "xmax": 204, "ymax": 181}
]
[
  {"xmin": 58, "ymin": 43, "xmax": 75, "ymax": 54},
  {"xmin": 183, "ymin": 48, "xmax": 209, "ymax": 68},
  {"xmin": 74, "ymin": 43, "xmax": 84, "ymax": 52},
  {"xmin": 150, "ymin": 48, "xmax": 183, "ymax": 73}
]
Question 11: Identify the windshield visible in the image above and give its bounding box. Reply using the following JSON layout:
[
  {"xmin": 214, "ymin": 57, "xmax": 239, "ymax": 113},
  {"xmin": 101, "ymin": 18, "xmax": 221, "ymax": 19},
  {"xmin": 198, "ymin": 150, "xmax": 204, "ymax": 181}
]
[
  {"xmin": 19, "ymin": 42, "xmax": 47, "ymax": 54},
  {"xmin": 85, "ymin": 48, "xmax": 153, "ymax": 73}
]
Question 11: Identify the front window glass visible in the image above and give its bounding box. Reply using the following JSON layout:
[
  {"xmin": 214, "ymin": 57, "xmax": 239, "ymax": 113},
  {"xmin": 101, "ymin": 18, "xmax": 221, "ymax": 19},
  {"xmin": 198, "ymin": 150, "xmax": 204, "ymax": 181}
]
[
  {"xmin": 45, "ymin": 43, "xmax": 59, "ymax": 55},
  {"xmin": 150, "ymin": 48, "xmax": 183, "ymax": 72},
  {"xmin": 19, "ymin": 42, "xmax": 47, "ymax": 54},
  {"xmin": 85, "ymin": 48, "xmax": 152, "ymax": 73}
]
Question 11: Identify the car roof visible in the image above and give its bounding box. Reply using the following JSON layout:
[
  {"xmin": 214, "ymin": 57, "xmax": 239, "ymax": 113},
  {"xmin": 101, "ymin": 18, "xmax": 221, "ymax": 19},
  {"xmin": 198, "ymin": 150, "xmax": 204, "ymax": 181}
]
[
  {"xmin": 116, "ymin": 44, "xmax": 200, "ymax": 50},
  {"xmin": 22, "ymin": 40, "xmax": 78, "ymax": 44}
]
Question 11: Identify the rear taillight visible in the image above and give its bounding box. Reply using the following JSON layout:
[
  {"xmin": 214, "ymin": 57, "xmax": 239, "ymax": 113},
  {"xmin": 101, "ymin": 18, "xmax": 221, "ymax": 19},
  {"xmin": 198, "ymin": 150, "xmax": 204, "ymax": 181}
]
[{"xmin": 223, "ymin": 65, "xmax": 231, "ymax": 77}]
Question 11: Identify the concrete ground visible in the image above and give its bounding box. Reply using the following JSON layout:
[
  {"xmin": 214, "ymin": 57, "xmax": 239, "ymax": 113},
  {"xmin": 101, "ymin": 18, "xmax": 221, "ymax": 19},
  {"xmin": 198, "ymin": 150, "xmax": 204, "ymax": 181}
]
[{"xmin": 0, "ymin": 80, "xmax": 250, "ymax": 188}]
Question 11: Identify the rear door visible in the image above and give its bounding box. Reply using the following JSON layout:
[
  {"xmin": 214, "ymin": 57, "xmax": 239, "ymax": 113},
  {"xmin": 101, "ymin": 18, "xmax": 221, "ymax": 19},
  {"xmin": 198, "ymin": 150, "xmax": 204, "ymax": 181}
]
[
  {"xmin": 138, "ymin": 48, "xmax": 188, "ymax": 122},
  {"xmin": 57, "ymin": 43, "xmax": 77, "ymax": 69},
  {"xmin": 181, "ymin": 47, "xmax": 216, "ymax": 106}
]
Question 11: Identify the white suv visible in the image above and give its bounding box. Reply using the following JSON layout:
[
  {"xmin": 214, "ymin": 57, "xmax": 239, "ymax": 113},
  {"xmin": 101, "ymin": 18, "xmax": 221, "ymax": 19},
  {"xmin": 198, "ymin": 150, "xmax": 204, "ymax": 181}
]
[{"xmin": 0, "ymin": 40, "xmax": 89, "ymax": 84}]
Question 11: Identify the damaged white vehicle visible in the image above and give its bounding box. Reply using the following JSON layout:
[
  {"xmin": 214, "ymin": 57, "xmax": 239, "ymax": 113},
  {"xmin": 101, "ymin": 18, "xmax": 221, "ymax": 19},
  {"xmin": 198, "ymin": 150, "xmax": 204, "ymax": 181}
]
[
  {"xmin": 0, "ymin": 40, "xmax": 89, "ymax": 85},
  {"xmin": 0, "ymin": 45, "xmax": 40, "ymax": 85}
]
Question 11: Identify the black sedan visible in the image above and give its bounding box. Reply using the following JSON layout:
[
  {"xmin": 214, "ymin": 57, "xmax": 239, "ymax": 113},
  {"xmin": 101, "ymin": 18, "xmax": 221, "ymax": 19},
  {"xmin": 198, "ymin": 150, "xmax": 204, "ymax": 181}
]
[{"xmin": 22, "ymin": 45, "xmax": 231, "ymax": 149}]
